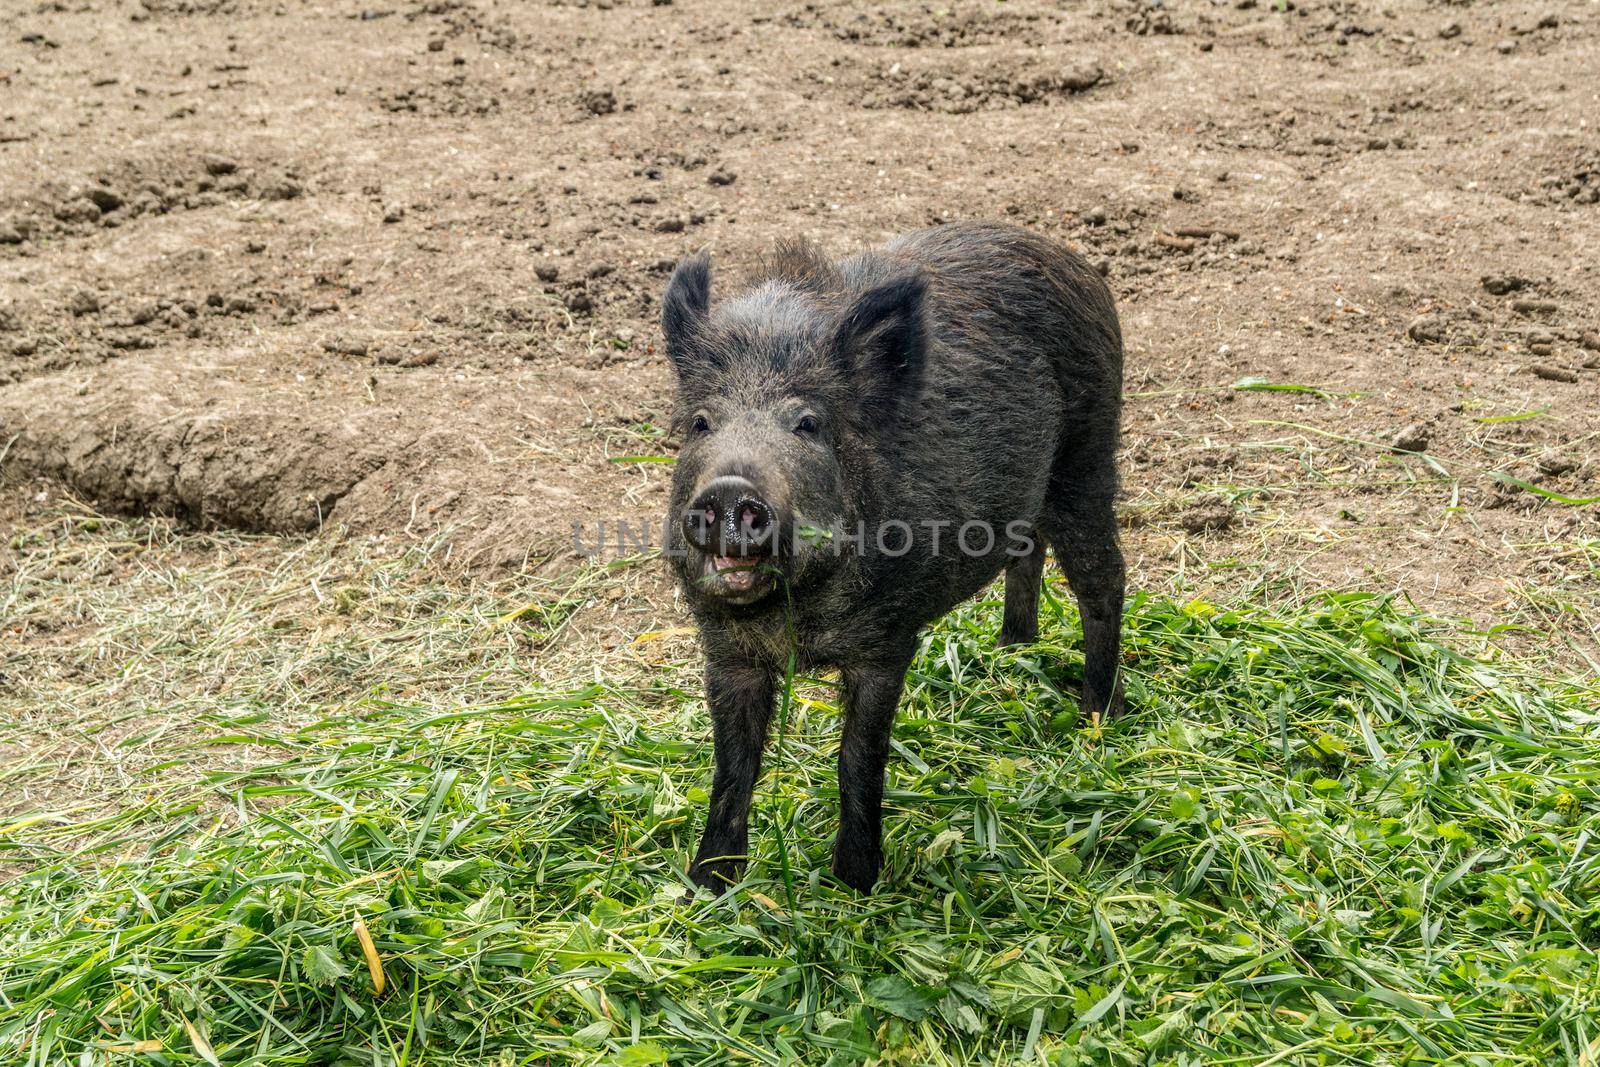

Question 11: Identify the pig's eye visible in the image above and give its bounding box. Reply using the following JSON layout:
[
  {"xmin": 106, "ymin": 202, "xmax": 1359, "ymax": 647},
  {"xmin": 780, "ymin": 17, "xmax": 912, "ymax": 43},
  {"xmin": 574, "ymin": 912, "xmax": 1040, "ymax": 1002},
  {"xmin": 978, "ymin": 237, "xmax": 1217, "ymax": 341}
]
[
  {"xmin": 794, "ymin": 414, "xmax": 820, "ymax": 436},
  {"xmin": 690, "ymin": 413, "xmax": 711, "ymax": 435}
]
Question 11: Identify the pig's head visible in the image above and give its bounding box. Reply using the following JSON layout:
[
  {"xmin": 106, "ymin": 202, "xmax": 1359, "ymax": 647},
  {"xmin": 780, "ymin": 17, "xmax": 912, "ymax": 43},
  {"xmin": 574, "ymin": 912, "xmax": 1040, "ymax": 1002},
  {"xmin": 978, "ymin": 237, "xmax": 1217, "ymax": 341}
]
[{"xmin": 660, "ymin": 249, "xmax": 926, "ymax": 611}]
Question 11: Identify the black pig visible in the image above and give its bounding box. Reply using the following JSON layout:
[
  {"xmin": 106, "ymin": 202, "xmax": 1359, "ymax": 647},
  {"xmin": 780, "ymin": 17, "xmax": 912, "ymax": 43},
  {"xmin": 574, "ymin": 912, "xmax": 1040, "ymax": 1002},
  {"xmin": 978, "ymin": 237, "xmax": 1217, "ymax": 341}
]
[{"xmin": 661, "ymin": 222, "xmax": 1125, "ymax": 894}]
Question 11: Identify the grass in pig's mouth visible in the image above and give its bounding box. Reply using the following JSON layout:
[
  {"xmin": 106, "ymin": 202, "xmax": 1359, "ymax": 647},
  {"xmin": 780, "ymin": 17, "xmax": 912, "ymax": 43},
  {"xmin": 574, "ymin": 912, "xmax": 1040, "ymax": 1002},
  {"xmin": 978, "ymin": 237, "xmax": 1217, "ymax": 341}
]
[
  {"xmin": 4, "ymin": 582, "xmax": 1598, "ymax": 1064},
  {"xmin": 695, "ymin": 551, "xmax": 779, "ymax": 603}
]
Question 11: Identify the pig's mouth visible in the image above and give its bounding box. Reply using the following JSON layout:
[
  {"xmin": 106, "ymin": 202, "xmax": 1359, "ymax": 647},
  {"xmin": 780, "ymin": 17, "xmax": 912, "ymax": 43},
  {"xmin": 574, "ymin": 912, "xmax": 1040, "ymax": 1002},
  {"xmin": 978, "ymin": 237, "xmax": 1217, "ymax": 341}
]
[{"xmin": 697, "ymin": 553, "xmax": 779, "ymax": 605}]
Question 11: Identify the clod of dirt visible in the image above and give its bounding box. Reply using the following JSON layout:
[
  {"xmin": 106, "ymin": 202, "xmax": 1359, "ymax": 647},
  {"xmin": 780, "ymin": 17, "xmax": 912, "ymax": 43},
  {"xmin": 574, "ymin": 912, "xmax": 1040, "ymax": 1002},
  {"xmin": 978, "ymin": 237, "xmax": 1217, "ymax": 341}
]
[
  {"xmin": 55, "ymin": 198, "xmax": 101, "ymax": 224},
  {"xmin": 322, "ymin": 335, "xmax": 370, "ymax": 357},
  {"xmin": 707, "ymin": 169, "xmax": 736, "ymax": 186},
  {"xmin": 427, "ymin": 37, "xmax": 445, "ymax": 52},
  {"xmin": 863, "ymin": 59, "xmax": 1104, "ymax": 113},
  {"xmin": 203, "ymin": 153, "xmax": 238, "ymax": 175},
  {"xmin": 383, "ymin": 203, "xmax": 405, "ymax": 223},
  {"xmin": 1511, "ymin": 299, "xmax": 1559, "ymax": 317},
  {"xmin": 0, "ymin": 220, "xmax": 23, "ymax": 245},
  {"xmin": 1481, "ymin": 274, "xmax": 1527, "ymax": 295},
  {"xmin": 1406, "ymin": 314, "xmax": 1448, "ymax": 344},
  {"xmin": 86, "ymin": 186, "xmax": 123, "ymax": 213},
  {"xmin": 1531, "ymin": 364, "xmax": 1579, "ymax": 384},
  {"xmin": 1180, "ymin": 496, "xmax": 1236, "ymax": 533},
  {"xmin": 1536, "ymin": 452, "xmax": 1578, "ymax": 477},
  {"xmin": 534, "ymin": 264, "xmax": 559, "ymax": 283},
  {"xmin": 564, "ymin": 291, "xmax": 594, "ymax": 313},
  {"xmin": 67, "ymin": 290, "xmax": 101, "ymax": 316},
  {"xmin": 580, "ymin": 88, "xmax": 616, "ymax": 116},
  {"xmin": 653, "ymin": 216, "xmax": 686, "ymax": 233},
  {"xmin": 255, "ymin": 171, "xmax": 304, "ymax": 200},
  {"xmin": 1391, "ymin": 424, "xmax": 1430, "ymax": 453}
]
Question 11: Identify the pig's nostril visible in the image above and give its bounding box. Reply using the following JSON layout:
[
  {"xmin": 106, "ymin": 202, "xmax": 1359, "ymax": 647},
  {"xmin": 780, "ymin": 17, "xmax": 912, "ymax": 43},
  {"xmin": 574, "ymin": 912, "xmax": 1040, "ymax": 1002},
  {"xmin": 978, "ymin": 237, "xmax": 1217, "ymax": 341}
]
[{"xmin": 686, "ymin": 477, "xmax": 777, "ymax": 558}]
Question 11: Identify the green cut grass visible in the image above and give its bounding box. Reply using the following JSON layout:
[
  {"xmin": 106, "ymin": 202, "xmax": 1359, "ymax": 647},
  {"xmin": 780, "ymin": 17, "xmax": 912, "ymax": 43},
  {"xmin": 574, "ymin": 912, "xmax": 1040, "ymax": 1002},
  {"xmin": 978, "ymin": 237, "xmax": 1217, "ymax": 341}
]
[{"xmin": 2, "ymin": 590, "xmax": 1599, "ymax": 1065}]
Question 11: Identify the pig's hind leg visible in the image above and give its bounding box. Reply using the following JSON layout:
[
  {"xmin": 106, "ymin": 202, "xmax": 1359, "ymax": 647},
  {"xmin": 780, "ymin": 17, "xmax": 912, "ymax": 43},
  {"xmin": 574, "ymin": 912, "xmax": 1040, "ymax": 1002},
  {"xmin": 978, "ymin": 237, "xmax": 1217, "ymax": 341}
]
[
  {"xmin": 1043, "ymin": 453, "xmax": 1126, "ymax": 720},
  {"xmin": 999, "ymin": 534, "xmax": 1045, "ymax": 646}
]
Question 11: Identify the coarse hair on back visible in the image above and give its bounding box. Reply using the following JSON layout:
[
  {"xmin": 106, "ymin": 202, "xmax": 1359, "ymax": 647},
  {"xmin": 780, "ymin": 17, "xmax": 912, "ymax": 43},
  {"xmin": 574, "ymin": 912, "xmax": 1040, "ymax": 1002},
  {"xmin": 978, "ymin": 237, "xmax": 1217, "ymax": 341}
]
[{"xmin": 750, "ymin": 237, "xmax": 844, "ymax": 296}]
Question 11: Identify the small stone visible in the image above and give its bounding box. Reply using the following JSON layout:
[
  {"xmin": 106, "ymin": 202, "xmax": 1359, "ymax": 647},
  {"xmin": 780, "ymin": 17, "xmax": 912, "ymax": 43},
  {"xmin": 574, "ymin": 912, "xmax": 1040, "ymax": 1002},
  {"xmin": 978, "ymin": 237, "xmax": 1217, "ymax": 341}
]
[
  {"xmin": 383, "ymin": 203, "xmax": 405, "ymax": 223},
  {"xmin": 129, "ymin": 302, "xmax": 159, "ymax": 325},
  {"xmin": 653, "ymin": 216, "xmax": 686, "ymax": 233},
  {"xmin": 1531, "ymin": 364, "xmax": 1579, "ymax": 383},
  {"xmin": 11, "ymin": 337, "xmax": 38, "ymax": 356},
  {"xmin": 1082, "ymin": 207, "xmax": 1107, "ymax": 225},
  {"xmin": 1511, "ymin": 298, "xmax": 1559, "ymax": 316},
  {"xmin": 707, "ymin": 168, "xmax": 737, "ymax": 186},
  {"xmin": 224, "ymin": 296, "xmax": 255, "ymax": 314},
  {"xmin": 534, "ymin": 264, "xmax": 559, "ymax": 283},
  {"xmin": 0, "ymin": 221, "xmax": 22, "ymax": 244},
  {"xmin": 400, "ymin": 350, "xmax": 439, "ymax": 367},
  {"xmin": 1391, "ymin": 424, "xmax": 1429, "ymax": 453},
  {"xmin": 68, "ymin": 290, "xmax": 100, "ymax": 316},
  {"xmin": 245, "ymin": 240, "xmax": 265, "ymax": 253},
  {"xmin": 1496, "ymin": 39, "xmax": 1517, "ymax": 54},
  {"xmin": 427, "ymin": 37, "xmax": 445, "ymax": 52},
  {"xmin": 564, "ymin": 291, "xmax": 594, "ymax": 313},
  {"xmin": 1439, "ymin": 22, "xmax": 1461, "ymax": 39},
  {"xmin": 203, "ymin": 154, "xmax": 238, "ymax": 175},
  {"xmin": 1579, "ymin": 331, "xmax": 1600, "ymax": 352}
]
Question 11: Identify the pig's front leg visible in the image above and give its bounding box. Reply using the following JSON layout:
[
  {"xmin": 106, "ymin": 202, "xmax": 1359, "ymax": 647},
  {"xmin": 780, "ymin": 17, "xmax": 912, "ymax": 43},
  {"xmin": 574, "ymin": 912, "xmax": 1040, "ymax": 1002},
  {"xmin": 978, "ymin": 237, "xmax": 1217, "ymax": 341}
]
[
  {"xmin": 833, "ymin": 651, "xmax": 914, "ymax": 893},
  {"xmin": 689, "ymin": 661, "xmax": 775, "ymax": 894}
]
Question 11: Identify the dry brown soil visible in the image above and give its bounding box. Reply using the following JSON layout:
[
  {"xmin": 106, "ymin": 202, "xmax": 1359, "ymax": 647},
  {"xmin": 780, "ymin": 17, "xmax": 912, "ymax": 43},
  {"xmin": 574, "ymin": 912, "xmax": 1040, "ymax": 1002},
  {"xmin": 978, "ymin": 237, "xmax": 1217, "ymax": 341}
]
[{"xmin": 3, "ymin": 0, "xmax": 1598, "ymax": 643}]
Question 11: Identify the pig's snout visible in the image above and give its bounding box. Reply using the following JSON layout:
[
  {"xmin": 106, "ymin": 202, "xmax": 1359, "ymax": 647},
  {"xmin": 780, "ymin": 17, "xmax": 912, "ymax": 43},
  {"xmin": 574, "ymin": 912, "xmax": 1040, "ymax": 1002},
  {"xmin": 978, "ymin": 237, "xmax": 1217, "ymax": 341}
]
[{"xmin": 683, "ymin": 476, "xmax": 780, "ymax": 558}]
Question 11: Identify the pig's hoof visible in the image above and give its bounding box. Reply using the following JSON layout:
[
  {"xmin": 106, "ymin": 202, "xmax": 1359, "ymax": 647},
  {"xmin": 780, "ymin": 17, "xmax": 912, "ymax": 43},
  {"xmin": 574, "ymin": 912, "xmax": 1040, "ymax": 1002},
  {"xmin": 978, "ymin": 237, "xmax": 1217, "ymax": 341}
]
[
  {"xmin": 688, "ymin": 858, "xmax": 744, "ymax": 895},
  {"xmin": 1085, "ymin": 688, "xmax": 1126, "ymax": 721},
  {"xmin": 997, "ymin": 623, "xmax": 1037, "ymax": 647},
  {"xmin": 830, "ymin": 850, "xmax": 881, "ymax": 893}
]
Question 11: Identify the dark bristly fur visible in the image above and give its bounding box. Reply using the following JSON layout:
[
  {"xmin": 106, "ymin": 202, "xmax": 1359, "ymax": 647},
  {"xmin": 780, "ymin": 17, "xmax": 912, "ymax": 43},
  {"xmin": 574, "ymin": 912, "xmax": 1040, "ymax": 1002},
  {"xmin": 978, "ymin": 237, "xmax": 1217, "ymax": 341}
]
[{"xmin": 661, "ymin": 222, "xmax": 1126, "ymax": 895}]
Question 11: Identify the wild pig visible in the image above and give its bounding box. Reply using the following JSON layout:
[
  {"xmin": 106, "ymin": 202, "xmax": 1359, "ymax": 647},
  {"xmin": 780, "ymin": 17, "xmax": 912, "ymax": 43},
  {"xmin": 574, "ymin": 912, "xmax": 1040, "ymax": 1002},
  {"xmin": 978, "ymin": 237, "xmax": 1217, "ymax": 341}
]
[{"xmin": 661, "ymin": 222, "xmax": 1124, "ymax": 894}]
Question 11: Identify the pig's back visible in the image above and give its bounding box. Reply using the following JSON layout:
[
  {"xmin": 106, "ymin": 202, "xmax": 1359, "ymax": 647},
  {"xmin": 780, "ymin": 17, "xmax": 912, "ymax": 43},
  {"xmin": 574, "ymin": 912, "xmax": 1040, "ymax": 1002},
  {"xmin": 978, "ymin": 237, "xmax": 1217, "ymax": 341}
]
[{"xmin": 840, "ymin": 223, "xmax": 1124, "ymax": 614}]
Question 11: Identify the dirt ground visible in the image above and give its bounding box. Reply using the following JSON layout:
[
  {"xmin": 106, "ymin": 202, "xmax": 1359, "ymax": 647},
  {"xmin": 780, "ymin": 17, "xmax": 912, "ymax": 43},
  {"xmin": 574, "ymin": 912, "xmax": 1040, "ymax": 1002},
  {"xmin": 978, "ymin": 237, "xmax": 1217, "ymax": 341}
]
[{"xmin": 3, "ymin": 0, "xmax": 1598, "ymax": 687}]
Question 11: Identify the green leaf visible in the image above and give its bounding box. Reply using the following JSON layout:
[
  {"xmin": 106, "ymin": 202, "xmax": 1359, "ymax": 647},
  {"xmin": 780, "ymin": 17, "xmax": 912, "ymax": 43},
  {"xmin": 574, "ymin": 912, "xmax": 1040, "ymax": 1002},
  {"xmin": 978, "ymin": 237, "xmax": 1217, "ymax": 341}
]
[
  {"xmin": 614, "ymin": 1042, "xmax": 669, "ymax": 1065},
  {"xmin": 865, "ymin": 975, "xmax": 942, "ymax": 1021},
  {"xmin": 301, "ymin": 944, "xmax": 349, "ymax": 986}
]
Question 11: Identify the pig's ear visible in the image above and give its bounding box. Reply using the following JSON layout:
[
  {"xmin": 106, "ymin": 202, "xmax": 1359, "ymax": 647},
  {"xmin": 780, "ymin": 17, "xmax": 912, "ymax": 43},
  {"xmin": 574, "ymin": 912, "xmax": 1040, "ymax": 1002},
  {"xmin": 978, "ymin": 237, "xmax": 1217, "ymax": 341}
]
[
  {"xmin": 661, "ymin": 251, "xmax": 712, "ymax": 378},
  {"xmin": 834, "ymin": 272, "xmax": 928, "ymax": 417}
]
